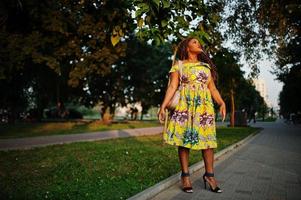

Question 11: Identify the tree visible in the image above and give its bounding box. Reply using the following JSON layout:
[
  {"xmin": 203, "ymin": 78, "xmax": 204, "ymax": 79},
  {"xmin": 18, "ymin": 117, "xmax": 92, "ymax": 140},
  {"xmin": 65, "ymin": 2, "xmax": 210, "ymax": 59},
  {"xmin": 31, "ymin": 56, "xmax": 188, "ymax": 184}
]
[
  {"xmin": 223, "ymin": 0, "xmax": 300, "ymax": 73},
  {"xmin": 0, "ymin": 0, "xmax": 131, "ymax": 121},
  {"xmin": 132, "ymin": 0, "xmax": 225, "ymax": 46},
  {"xmin": 213, "ymin": 47, "xmax": 267, "ymax": 126},
  {"xmin": 0, "ymin": 71, "xmax": 28, "ymax": 123},
  {"xmin": 214, "ymin": 48, "xmax": 243, "ymax": 126},
  {"xmin": 223, "ymin": 0, "xmax": 300, "ymax": 116},
  {"xmin": 120, "ymin": 38, "xmax": 172, "ymax": 120},
  {"xmin": 235, "ymin": 79, "xmax": 263, "ymax": 112},
  {"xmin": 80, "ymin": 38, "xmax": 173, "ymax": 121},
  {"xmin": 0, "ymin": 0, "xmax": 227, "ymax": 122},
  {"xmin": 279, "ymin": 65, "xmax": 301, "ymax": 118}
]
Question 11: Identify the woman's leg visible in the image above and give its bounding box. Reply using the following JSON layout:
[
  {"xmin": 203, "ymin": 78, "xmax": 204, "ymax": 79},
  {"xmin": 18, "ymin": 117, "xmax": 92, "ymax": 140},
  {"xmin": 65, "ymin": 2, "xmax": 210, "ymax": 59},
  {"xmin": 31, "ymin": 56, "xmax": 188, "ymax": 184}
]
[
  {"xmin": 202, "ymin": 148, "xmax": 214, "ymax": 173},
  {"xmin": 202, "ymin": 148, "xmax": 218, "ymax": 187},
  {"xmin": 178, "ymin": 146, "xmax": 192, "ymax": 187},
  {"xmin": 178, "ymin": 146, "xmax": 190, "ymax": 172}
]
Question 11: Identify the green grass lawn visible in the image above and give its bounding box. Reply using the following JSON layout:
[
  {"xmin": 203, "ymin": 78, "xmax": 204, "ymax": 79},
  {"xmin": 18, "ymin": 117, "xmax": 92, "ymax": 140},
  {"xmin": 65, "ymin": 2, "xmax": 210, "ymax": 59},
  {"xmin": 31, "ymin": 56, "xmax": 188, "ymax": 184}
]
[
  {"xmin": 0, "ymin": 120, "xmax": 161, "ymax": 139},
  {"xmin": 0, "ymin": 127, "xmax": 260, "ymax": 200}
]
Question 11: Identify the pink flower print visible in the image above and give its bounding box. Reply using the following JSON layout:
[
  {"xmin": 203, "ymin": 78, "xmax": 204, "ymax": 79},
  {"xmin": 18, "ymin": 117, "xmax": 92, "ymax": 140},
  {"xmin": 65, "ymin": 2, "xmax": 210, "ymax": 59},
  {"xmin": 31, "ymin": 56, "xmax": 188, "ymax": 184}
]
[
  {"xmin": 180, "ymin": 75, "xmax": 189, "ymax": 84},
  {"xmin": 196, "ymin": 71, "xmax": 208, "ymax": 84},
  {"xmin": 199, "ymin": 112, "xmax": 214, "ymax": 128},
  {"xmin": 171, "ymin": 110, "xmax": 189, "ymax": 125}
]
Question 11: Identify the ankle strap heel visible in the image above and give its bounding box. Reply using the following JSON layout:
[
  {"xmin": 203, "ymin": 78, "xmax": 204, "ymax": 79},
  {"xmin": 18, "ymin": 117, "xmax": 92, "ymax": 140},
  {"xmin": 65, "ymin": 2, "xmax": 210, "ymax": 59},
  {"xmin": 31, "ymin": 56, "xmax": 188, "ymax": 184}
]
[
  {"xmin": 180, "ymin": 171, "xmax": 193, "ymax": 193},
  {"xmin": 204, "ymin": 172, "xmax": 215, "ymax": 177},
  {"xmin": 202, "ymin": 172, "xmax": 223, "ymax": 193},
  {"xmin": 181, "ymin": 172, "xmax": 190, "ymax": 177}
]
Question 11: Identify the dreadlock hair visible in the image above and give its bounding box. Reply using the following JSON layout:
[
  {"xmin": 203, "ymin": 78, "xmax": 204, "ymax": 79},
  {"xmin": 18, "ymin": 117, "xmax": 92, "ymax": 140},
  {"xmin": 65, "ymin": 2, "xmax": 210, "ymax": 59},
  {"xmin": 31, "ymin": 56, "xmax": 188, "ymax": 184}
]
[{"xmin": 172, "ymin": 37, "xmax": 218, "ymax": 82}]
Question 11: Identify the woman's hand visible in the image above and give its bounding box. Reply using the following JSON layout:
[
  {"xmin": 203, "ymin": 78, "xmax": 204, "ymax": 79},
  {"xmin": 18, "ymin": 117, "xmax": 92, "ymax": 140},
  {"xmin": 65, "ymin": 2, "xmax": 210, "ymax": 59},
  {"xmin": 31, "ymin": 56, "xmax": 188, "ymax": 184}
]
[
  {"xmin": 219, "ymin": 103, "xmax": 226, "ymax": 122},
  {"xmin": 157, "ymin": 107, "xmax": 166, "ymax": 124}
]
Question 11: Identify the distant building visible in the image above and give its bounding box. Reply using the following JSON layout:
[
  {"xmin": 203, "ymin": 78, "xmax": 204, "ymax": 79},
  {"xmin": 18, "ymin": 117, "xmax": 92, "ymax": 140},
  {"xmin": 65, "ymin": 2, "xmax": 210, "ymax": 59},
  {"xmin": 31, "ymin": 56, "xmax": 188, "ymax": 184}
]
[{"xmin": 252, "ymin": 79, "xmax": 272, "ymax": 107}]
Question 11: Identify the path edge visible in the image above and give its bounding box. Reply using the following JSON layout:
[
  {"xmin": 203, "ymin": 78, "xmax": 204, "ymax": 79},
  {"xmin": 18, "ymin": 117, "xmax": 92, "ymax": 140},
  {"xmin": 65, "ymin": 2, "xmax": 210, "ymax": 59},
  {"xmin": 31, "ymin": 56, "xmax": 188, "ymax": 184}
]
[{"xmin": 127, "ymin": 128, "xmax": 262, "ymax": 200}]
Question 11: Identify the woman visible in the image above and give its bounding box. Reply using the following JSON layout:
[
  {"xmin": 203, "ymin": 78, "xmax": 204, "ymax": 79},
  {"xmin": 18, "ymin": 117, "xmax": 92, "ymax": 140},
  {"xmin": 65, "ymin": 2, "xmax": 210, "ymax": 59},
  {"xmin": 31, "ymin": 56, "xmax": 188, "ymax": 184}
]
[{"xmin": 158, "ymin": 37, "xmax": 226, "ymax": 193}]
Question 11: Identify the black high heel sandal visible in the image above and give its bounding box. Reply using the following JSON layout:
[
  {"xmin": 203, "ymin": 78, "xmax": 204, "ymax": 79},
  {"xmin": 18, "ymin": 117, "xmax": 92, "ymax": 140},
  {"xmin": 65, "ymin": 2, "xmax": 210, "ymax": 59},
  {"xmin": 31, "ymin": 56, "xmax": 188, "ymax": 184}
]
[
  {"xmin": 202, "ymin": 172, "xmax": 223, "ymax": 193},
  {"xmin": 181, "ymin": 172, "xmax": 193, "ymax": 193}
]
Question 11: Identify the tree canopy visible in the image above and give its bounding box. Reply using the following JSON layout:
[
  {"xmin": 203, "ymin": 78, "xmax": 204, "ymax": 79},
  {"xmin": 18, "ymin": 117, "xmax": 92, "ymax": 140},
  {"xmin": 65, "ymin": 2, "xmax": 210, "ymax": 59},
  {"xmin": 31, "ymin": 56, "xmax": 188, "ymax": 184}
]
[
  {"xmin": 0, "ymin": 0, "xmax": 277, "ymax": 122},
  {"xmin": 224, "ymin": 0, "xmax": 300, "ymax": 115}
]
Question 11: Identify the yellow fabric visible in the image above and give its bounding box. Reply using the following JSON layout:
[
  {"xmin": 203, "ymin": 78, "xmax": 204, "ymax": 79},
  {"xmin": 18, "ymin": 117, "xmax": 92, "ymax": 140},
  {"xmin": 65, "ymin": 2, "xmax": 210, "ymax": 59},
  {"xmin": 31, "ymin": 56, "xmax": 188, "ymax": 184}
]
[{"xmin": 163, "ymin": 62, "xmax": 217, "ymax": 150}]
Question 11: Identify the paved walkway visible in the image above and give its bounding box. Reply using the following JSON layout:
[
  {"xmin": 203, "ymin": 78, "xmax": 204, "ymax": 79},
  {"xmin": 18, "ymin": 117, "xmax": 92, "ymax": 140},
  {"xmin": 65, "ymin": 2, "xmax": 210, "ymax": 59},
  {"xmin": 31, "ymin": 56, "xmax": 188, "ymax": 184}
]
[
  {"xmin": 0, "ymin": 122, "xmax": 226, "ymax": 151},
  {"xmin": 0, "ymin": 126, "xmax": 163, "ymax": 150},
  {"xmin": 151, "ymin": 120, "xmax": 301, "ymax": 200}
]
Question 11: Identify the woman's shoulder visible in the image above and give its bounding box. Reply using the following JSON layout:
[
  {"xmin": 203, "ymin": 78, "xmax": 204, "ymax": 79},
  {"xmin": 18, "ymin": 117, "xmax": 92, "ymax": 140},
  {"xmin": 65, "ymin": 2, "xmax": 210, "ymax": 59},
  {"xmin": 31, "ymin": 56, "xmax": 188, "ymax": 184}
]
[
  {"xmin": 169, "ymin": 61, "xmax": 180, "ymax": 73},
  {"xmin": 170, "ymin": 60, "xmax": 185, "ymax": 69}
]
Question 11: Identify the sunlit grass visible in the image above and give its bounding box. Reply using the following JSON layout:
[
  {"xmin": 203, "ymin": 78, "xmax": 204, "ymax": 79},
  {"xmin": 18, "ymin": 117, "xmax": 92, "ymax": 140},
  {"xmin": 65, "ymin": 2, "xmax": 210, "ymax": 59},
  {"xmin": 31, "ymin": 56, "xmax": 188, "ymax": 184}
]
[
  {"xmin": 32, "ymin": 122, "xmax": 78, "ymax": 132},
  {"xmin": 0, "ymin": 127, "xmax": 260, "ymax": 200},
  {"xmin": 0, "ymin": 120, "xmax": 161, "ymax": 139}
]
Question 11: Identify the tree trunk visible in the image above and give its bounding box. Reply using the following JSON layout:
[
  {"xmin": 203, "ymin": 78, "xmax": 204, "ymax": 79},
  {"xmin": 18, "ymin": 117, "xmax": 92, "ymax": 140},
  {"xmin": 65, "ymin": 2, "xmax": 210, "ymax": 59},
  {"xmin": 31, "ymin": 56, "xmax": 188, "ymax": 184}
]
[
  {"xmin": 140, "ymin": 106, "xmax": 144, "ymax": 120},
  {"xmin": 36, "ymin": 93, "xmax": 47, "ymax": 122},
  {"xmin": 7, "ymin": 106, "xmax": 17, "ymax": 124},
  {"xmin": 110, "ymin": 105, "xmax": 116, "ymax": 120},
  {"xmin": 101, "ymin": 106, "xmax": 113, "ymax": 125},
  {"xmin": 230, "ymin": 88, "xmax": 235, "ymax": 127}
]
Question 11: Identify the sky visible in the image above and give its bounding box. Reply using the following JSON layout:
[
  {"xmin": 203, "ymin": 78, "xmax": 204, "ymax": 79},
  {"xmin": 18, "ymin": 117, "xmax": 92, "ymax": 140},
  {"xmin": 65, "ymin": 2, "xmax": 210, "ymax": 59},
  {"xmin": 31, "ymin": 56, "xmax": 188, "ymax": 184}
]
[
  {"xmin": 218, "ymin": 2, "xmax": 283, "ymax": 111},
  {"xmin": 221, "ymin": 34, "xmax": 283, "ymax": 111},
  {"xmin": 241, "ymin": 59, "xmax": 283, "ymax": 110}
]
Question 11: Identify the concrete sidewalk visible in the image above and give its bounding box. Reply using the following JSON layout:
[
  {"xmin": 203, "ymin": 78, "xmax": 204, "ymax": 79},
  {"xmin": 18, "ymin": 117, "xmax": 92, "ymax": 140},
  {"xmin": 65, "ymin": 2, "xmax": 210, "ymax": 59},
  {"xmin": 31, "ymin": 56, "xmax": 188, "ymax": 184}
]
[{"xmin": 139, "ymin": 120, "xmax": 301, "ymax": 200}]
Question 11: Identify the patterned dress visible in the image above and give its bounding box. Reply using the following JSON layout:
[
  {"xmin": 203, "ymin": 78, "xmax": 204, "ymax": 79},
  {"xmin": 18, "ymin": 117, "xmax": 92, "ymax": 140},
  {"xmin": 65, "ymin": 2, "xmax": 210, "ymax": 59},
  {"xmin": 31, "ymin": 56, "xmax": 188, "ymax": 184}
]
[{"xmin": 163, "ymin": 61, "xmax": 217, "ymax": 150}]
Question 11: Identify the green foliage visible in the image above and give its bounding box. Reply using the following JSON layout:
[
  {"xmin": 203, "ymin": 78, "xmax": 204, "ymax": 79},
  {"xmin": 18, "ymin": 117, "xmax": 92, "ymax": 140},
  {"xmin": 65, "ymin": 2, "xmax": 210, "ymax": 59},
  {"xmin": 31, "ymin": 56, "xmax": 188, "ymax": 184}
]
[
  {"xmin": 236, "ymin": 79, "xmax": 266, "ymax": 113},
  {"xmin": 0, "ymin": 0, "xmax": 132, "ymax": 121},
  {"xmin": 78, "ymin": 38, "xmax": 173, "ymax": 118},
  {"xmin": 1, "ymin": 0, "xmax": 132, "ymax": 84},
  {"xmin": 133, "ymin": 0, "xmax": 225, "ymax": 47},
  {"xmin": 224, "ymin": 0, "xmax": 300, "ymax": 115},
  {"xmin": 120, "ymin": 38, "xmax": 172, "ymax": 115},
  {"xmin": 224, "ymin": 0, "xmax": 299, "ymax": 73},
  {"xmin": 1, "ymin": 0, "xmax": 272, "ymax": 123},
  {"xmin": 214, "ymin": 47, "xmax": 266, "ymax": 115},
  {"xmin": 279, "ymin": 65, "xmax": 301, "ymax": 117},
  {"xmin": 0, "ymin": 0, "xmax": 227, "ymax": 122}
]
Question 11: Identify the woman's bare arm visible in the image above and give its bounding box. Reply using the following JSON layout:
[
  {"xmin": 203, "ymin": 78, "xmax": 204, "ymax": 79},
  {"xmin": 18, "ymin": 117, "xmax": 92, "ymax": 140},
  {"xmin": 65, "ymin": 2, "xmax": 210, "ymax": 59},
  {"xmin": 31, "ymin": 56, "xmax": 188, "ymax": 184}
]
[
  {"xmin": 208, "ymin": 79, "xmax": 224, "ymax": 106},
  {"xmin": 160, "ymin": 72, "xmax": 180, "ymax": 110},
  {"xmin": 208, "ymin": 78, "xmax": 226, "ymax": 121},
  {"xmin": 157, "ymin": 71, "xmax": 179, "ymax": 123}
]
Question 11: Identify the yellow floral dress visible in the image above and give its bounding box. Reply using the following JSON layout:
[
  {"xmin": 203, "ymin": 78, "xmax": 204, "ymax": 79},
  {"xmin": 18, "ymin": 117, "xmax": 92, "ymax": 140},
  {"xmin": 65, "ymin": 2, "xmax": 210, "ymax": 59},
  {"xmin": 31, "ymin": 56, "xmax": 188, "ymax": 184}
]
[{"xmin": 163, "ymin": 61, "xmax": 217, "ymax": 150}]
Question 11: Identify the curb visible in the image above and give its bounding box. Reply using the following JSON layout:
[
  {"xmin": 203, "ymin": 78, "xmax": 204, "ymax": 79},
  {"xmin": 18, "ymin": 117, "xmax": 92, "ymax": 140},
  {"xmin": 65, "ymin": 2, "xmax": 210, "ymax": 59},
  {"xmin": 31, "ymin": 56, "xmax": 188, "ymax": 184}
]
[{"xmin": 127, "ymin": 128, "xmax": 262, "ymax": 200}]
